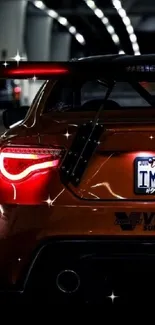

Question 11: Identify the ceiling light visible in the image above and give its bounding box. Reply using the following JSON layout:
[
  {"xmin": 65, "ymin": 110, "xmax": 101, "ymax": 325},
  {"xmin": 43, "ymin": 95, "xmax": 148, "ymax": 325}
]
[
  {"xmin": 132, "ymin": 43, "xmax": 139, "ymax": 52},
  {"xmin": 126, "ymin": 25, "xmax": 134, "ymax": 34},
  {"xmin": 33, "ymin": 1, "xmax": 86, "ymax": 46},
  {"xmin": 75, "ymin": 33, "xmax": 85, "ymax": 44},
  {"xmin": 48, "ymin": 9, "xmax": 58, "ymax": 18},
  {"xmin": 129, "ymin": 33, "xmax": 137, "ymax": 42},
  {"xmin": 84, "ymin": 0, "xmax": 123, "ymax": 52},
  {"xmin": 34, "ymin": 1, "xmax": 45, "ymax": 9},
  {"xmin": 107, "ymin": 25, "xmax": 115, "ymax": 34},
  {"xmin": 119, "ymin": 50, "xmax": 125, "ymax": 54},
  {"xmin": 135, "ymin": 51, "xmax": 140, "ymax": 55},
  {"xmin": 122, "ymin": 16, "xmax": 130, "ymax": 26},
  {"xmin": 94, "ymin": 8, "xmax": 104, "ymax": 18},
  {"xmin": 86, "ymin": 0, "xmax": 96, "ymax": 9},
  {"xmin": 111, "ymin": 0, "xmax": 140, "ymax": 55},
  {"xmin": 112, "ymin": 33, "xmax": 119, "ymax": 44},
  {"xmin": 102, "ymin": 17, "xmax": 109, "ymax": 24},
  {"xmin": 58, "ymin": 16, "xmax": 68, "ymax": 26},
  {"xmin": 118, "ymin": 8, "xmax": 126, "ymax": 18},
  {"xmin": 69, "ymin": 26, "xmax": 76, "ymax": 34},
  {"xmin": 113, "ymin": 0, "xmax": 122, "ymax": 10}
]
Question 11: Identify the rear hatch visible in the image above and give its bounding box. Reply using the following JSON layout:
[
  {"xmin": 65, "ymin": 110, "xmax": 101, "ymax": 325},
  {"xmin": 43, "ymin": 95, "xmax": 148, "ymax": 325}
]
[{"xmin": 60, "ymin": 108, "xmax": 155, "ymax": 201}]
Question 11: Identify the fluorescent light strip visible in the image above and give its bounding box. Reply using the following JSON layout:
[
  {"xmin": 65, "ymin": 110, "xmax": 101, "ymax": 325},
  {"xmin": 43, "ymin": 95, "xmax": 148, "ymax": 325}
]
[
  {"xmin": 83, "ymin": 0, "xmax": 125, "ymax": 54},
  {"xmin": 32, "ymin": 1, "xmax": 85, "ymax": 45},
  {"xmin": 112, "ymin": 0, "xmax": 140, "ymax": 55}
]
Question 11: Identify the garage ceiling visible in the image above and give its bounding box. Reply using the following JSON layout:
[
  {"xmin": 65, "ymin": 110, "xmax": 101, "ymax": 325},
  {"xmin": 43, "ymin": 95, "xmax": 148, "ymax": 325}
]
[{"xmin": 41, "ymin": 0, "xmax": 155, "ymax": 55}]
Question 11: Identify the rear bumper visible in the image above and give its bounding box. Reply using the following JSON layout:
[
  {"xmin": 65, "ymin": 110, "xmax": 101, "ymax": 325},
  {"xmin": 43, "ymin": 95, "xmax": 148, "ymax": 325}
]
[{"xmin": 5, "ymin": 236, "xmax": 155, "ymax": 304}]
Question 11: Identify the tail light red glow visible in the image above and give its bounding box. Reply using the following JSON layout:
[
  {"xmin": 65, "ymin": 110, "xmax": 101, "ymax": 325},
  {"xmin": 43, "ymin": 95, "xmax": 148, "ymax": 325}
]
[
  {"xmin": 13, "ymin": 86, "xmax": 21, "ymax": 100},
  {"xmin": 0, "ymin": 147, "xmax": 64, "ymax": 181},
  {"xmin": 10, "ymin": 68, "xmax": 68, "ymax": 75},
  {"xmin": 13, "ymin": 86, "xmax": 21, "ymax": 94}
]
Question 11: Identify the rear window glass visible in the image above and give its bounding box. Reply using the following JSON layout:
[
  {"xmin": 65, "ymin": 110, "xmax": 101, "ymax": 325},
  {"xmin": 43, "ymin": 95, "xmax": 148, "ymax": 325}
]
[
  {"xmin": 44, "ymin": 79, "xmax": 107, "ymax": 113},
  {"xmin": 43, "ymin": 79, "xmax": 151, "ymax": 114},
  {"xmin": 109, "ymin": 82, "xmax": 149, "ymax": 107}
]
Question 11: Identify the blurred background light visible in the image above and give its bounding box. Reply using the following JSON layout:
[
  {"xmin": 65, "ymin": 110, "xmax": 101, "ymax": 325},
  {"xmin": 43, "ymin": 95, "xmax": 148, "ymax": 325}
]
[
  {"xmin": 83, "ymin": 0, "xmax": 125, "ymax": 54},
  {"xmin": 34, "ymin": 0, "xmax": 45, "ymax": 9},
  {"xmin": 112, "ymin": 0, "xmax": 140, "ymax": 55},
  {"xmin": 32, "ymin": 0, "xmax": 86, "ymax": 45}
]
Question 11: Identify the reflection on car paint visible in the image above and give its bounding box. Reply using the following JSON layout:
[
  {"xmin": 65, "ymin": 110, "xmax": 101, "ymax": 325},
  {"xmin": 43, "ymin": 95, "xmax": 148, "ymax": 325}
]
[
  {"xmin": 11, "ymin": 183, "xmax": 16, "ymax": 200},
  {"xmin": 91, "ymin": 182, "xmax": 126, "ymax": 199},
  {"xmin": 88, "ymin": 192, "xmax": 100, "ymax": 199},
  {"xmin": 86, "ymin": 153, "xmax": 114, "ymax": 184},
  {"xmin": 44, "ymin": 188, "xmax": 65, "ymax": 207}
]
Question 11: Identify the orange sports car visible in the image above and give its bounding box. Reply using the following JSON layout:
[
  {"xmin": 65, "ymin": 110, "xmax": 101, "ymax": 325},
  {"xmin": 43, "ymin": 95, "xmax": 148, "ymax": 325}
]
[{"xmin": 0, "ymin": 54, "xmax": 155, "ymax": 304}]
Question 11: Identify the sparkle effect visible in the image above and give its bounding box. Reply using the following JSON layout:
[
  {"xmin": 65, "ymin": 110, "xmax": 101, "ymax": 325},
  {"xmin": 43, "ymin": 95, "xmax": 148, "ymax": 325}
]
[
  {"xmin": 11, "ymin": 50, "xmax": 25, "ymax": 65},
  {"xmin": 3, "ymin": 61, "xmax": 8, "ymax": 68},
  {"xmin": 64, "ymin": 130, "xmax": 71, "ymax": 139},
  {"xmin": 44, "ymin": 188, "xmax": 65, "ymax": 207},
  {"xmin": 108, "ymin": 291, "xmax": 119, "ymax": 303},
  {"xmin": 150, "ymin": 135, "xmax": 154, "ymax": 140},
  {"xmin": 32, "ymin": 75, "xmax": 37, "ymax": 82},
  {"xmin": 44, "ymin": 196, "xmax": 54, "ymax": 207}
]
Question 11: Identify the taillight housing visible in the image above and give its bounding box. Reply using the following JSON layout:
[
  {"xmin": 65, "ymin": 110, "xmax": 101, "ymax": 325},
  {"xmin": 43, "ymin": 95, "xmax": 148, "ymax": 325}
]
[{"xmin": 0, "ymin": 146, "xmax": 65, "ymax": 181}]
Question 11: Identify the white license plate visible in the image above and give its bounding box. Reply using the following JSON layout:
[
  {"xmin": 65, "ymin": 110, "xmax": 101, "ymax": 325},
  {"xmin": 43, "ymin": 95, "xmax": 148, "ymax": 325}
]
[{"xmin": 135, "ymin": 157, "xmax": 155, "ymax": 194}]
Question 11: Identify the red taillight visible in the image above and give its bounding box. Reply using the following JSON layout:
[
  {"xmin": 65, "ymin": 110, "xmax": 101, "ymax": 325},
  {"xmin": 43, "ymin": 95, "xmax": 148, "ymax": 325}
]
[
  {"xmin": 13, "ymin": 86, "xmax": 21, "ymax": 100},
  {"xmin": 0, "ymin": 147, "xmax": 64, "ymax": 181},
  {"xmin": 13, "ymin": 86, "xmax": 21, "ymax": 94},
  {"xmin": 10, "ymin": 68, "xmax": 68, "ymax": 75}
]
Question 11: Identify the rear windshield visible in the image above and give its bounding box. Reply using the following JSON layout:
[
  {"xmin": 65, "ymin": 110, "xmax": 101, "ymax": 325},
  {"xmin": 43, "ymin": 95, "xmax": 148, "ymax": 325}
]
[{"xmin": 43, "ymin": 79, "xmax": 155, "ymax": 114}]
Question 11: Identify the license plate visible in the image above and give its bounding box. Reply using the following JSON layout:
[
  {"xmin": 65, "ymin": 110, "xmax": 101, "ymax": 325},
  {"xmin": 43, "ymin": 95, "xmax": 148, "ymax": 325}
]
[{"xmin": 135, "ymin": 157, "xmax": 155, "ymax": 194}]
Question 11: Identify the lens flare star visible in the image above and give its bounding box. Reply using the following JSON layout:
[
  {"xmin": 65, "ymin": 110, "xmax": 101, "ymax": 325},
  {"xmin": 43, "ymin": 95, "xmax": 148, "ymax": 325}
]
[
  {"xmin": 44, "ymin": 196, "xmax": 54, "ymax": 207},
  {"xmin": 3, "ymin": 61, "xmax": 8, "ymax": 68},
  {"xmin": 64, "ymin": 130, "xmax": 71, "ymax": 139},
  {"xmin": 32, "ymin": 75, "xmax": 37, "ymax": 82},
  {"xmin": 107, "ymin": 291, "xmax": 119, "ymax": 303},
  {"xmin": 44, "ymin": 189, "xmax": 65, "ymax": 207},
  {"xmin": 11, "ymin": 50, "xmax": 25, "ymax": 65}
]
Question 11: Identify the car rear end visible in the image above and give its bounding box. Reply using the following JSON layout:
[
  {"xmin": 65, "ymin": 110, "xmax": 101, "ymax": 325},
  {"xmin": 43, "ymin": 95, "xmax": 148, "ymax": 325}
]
[
  {"xmin": 16, "ymin": 110, "xmax": 155, "ymax": 305},
  {"xmin": 0, "ymin": 58, "xmax": 155, "ymax": 305}
]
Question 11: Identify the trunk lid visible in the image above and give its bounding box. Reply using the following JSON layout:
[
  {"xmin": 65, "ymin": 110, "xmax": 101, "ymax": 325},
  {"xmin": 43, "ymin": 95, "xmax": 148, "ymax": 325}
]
[{"xmin": 59, "ymin": 108, "xmax": 155, "ymax": 201}]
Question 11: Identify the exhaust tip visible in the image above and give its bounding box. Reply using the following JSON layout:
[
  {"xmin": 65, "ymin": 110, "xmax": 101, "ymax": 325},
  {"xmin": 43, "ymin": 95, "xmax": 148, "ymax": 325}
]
[{"xmin": 56, "ymin": 269, "xmax": 80, "ymax": 294}]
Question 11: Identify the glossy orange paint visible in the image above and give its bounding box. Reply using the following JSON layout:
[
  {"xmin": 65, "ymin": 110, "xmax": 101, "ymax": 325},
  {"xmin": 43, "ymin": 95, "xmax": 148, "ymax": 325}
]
[{"xmin": 0, "ymin": 78, "xmax": 155, "ymax": 290}]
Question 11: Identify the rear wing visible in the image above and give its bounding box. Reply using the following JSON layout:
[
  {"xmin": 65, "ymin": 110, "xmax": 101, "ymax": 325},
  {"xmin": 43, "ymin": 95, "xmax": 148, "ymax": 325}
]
[
  {"xmin": 1, "ymin": 59, "xmax": 155, "ymax": 81},
  {"xmin": 0, "ymin": 62, "xmax": 70, "ymax": 79}
]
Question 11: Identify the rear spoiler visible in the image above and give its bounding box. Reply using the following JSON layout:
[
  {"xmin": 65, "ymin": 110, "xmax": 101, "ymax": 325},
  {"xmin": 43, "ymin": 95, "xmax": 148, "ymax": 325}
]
[
  {"xmin": 0, "ymin": 62, "xmax": 71, "ymax": 79},
  {"xmin": 1, "ymin": 61, "xmax": 155, "ymax": 81}
]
